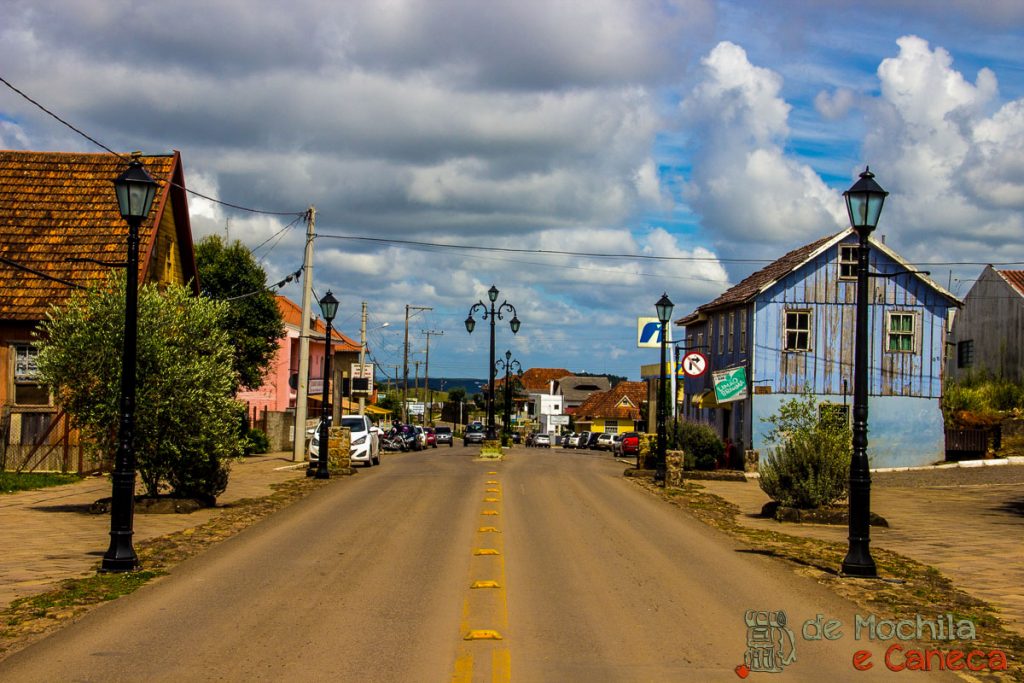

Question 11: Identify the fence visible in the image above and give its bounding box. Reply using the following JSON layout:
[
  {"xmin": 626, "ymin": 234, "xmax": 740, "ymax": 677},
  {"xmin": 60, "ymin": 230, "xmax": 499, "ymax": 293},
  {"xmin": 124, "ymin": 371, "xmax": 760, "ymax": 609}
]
[
  {"xmin": 1, "ymin": 409, "xmax": 91, "ymax": 473},
  {"xmin": 944, "ymin": 426, "xmax": 1001, "ymax": 461}
]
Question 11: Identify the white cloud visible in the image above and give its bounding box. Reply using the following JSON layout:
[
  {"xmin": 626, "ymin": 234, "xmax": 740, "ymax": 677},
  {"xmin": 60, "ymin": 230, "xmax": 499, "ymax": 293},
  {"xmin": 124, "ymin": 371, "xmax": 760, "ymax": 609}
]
[
  {"xmin": 862, "ymin": 35, "xmax": 1024, "ymax": 263},
  {"xmin": 679, "ymin": 42, "xmax": 846, "ymax": 249},
  {"xmin": 814, "ymin": 88, "xmax": 856, "ymax": 120}
]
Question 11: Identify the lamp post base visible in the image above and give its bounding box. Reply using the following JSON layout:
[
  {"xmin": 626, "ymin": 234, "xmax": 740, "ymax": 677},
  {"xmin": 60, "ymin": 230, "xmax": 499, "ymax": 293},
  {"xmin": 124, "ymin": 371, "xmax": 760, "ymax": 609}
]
[
  {"xmin": 101, "ymin": 531, "xmax": 139, "ymax": 573},
  {"xmin": 841, "ymin": 548, "xmax": 877, "ymax": 578}
]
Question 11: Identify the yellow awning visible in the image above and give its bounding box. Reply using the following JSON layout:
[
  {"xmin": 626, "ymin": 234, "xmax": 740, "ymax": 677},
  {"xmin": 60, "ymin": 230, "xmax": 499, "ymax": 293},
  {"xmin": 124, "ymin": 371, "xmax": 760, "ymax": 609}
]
[
  {"xmin": 691, "ymin": 389, "xmax": 730, "ymax": 410},
  {"xmin": 364, "ymin": 404, "xmax": 391, "ymax": 415}
]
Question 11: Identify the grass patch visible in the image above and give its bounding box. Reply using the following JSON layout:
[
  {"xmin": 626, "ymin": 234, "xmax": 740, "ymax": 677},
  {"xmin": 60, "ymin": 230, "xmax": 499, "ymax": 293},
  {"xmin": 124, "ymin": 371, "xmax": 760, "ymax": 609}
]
[
  {"xmin": 0, "ymin": 472, "xmax": 81, "ymax": 494},
  {"xmin": 0, "ymin": 473, "xmax": 326, "ymax": 661},
  {"xmin": 630, "ymin": 476, "xmax": 1024, "ymax": 681}
]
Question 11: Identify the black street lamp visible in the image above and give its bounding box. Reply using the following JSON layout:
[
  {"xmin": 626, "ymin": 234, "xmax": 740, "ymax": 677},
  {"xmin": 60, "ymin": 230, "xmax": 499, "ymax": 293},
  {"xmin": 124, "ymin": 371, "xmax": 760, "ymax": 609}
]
[
  {"xmin": 465, "ymin": 285, "xmax": 520, "ymax": 440},
  {"xmin": 841, "ymin": 167, "xmax": 888, "ymax": 578},
  {"xmin": 102, "ymin": 156, "xmax": 158, "ymax": 572},
  {"xmin": 654, "ymin": 293, "xmax": 674, "ymax": 485},
  {"xmin": 495, "ymin": 350, "xmax": 522, "ymax": 441},
  {"xmin": 312, "ymin": 291, "xmax": 339, "ymax": 480}
]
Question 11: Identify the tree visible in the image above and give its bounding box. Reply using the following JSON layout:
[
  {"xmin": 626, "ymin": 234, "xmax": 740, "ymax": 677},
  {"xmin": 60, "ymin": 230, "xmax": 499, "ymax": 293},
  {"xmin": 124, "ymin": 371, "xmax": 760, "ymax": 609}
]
[
  {"xmin": 195, "ymin": 235, "xmax": 285, "ymax": 392},
  {"xmin": 35, "ymin": 275, "xmax": 242, "ymax": 502}
]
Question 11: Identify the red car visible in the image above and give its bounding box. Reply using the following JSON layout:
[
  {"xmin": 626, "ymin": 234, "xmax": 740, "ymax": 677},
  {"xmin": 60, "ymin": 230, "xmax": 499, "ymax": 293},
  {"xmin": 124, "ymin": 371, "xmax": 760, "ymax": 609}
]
[
  {"xmin": 425, "ymin": 427, "xmax": 437, "ymax": 448},
  {"xmin": 616, "ymin": 432, "xmax": 640, "ymax": 457}
]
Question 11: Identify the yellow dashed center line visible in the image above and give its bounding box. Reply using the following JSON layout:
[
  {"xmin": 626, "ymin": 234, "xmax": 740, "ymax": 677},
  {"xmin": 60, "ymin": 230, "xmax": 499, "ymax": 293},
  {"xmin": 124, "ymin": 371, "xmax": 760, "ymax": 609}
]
[{"xmin": 452, "ymin": 467, "xmax": 511, "ymax": 683}]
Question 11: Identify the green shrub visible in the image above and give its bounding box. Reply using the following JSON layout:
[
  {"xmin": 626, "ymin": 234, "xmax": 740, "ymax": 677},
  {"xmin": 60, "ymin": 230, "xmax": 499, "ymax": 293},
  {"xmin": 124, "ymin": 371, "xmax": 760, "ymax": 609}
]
[
  {"xmin": 669, "ymin": 420, "xmax": 722, "ymax": 470},
  {"xmin": 758, "ymin": 389, "xmax": 852, "ymax": 509},
  {"xmin": 246, "ymin": 429, "xmax": 270, "ymax": 455},
  {"xmin": 943, "ymin": 374, "xmax": 1024, "ymax": 425}
]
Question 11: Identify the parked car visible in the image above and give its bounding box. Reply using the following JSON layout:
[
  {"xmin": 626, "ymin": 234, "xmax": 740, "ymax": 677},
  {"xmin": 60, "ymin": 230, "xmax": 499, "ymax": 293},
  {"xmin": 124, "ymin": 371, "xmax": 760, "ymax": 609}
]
[
  {"xmin": 413, "ymin": 425, "xmax": 426, "ymax": 450},
  {"xmin": 585, "ymin": 432, "xmax": 602, "ymax": 449},
  {"xmin": 434, "ymin": 426, "xmax": 453, "ymax": 447},
  {"xmin": 566, "ymin": 432, "xmax": 582, "ymax": 448},
  {"xmin": 595, "ymin": 433, "xmax": 616, "ymax": 451},
  {"xmin": 610, "ymin": 434, "xmax": 622, "ymax": 453},
  {"xmin": 464, "ymin": 423, "xmax": 486, "ymax": 446},
  {"xmin": 617, "ymin": 432, "xmax": 640, "ymax": 457},
  {"xmin": 425, "ymin": 427, "xmax": 437, "ymax": 448},
  {"xmin": 533, "ymin": 433, "xmax": 551, "ymax": 448},
  {"xmin": 309, "ymin": 414, "xmax": 380, "ymax": 467},
  {"xmin": 575, "ymin": 431, "xmax": 592, "ymax": 449}
]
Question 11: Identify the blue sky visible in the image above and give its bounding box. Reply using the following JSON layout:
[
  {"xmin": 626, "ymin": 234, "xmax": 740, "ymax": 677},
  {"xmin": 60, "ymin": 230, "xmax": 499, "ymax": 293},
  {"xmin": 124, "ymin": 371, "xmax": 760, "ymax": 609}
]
[{"xmin": 2, "ymin": 0, "xmax": 1023, "ymax": 382}]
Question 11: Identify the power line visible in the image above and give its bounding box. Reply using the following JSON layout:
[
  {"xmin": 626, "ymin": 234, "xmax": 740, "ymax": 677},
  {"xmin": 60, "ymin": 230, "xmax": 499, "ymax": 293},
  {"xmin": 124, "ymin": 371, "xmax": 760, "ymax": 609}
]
[{"xmin": 0, "ymin": 75, "xmax": 305, "ymax": 218}]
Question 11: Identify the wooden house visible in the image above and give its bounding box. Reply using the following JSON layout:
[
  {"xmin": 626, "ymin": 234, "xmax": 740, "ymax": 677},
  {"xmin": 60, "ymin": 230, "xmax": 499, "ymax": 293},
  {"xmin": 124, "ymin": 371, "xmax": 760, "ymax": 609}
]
[
  {"xmin": 0, "ymin": 150, "xmax": 198, "ymax": 470},
  {"xmin": 946, "ymin": 266, "xmax": 1024, "ymax": 384},
  {"xmin": 677, "ymin": 228, "xmax": 960, "ymax": 468}
]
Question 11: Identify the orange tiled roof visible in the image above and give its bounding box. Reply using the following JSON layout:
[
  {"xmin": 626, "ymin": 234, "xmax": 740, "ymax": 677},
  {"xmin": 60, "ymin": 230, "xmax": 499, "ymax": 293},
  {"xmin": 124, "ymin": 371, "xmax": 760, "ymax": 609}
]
[
  {"xmin": 0, "ymin": 150, "xmax": 189, "ymax": 321},
  {"xmin": 574, "ymin": 381, "xmax": 647, "ymax": 421},
  {"xmin": 276, "ymin": 295, "xmax": 360, "ymax": 351},
  {"xmin": 998, "ymin": 269, "xmax": 1024, "ymax": 298},
  {"xmin": 518, "ymin": 367, "xmax": 572, "ymax": 393}
]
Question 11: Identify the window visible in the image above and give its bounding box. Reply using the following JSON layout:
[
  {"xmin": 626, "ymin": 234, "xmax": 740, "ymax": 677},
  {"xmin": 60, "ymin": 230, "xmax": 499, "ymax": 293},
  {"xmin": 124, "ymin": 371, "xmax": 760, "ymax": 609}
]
[
  {"xmin": 887, "ymin": 312, "xmax": 915, "ymax": 352},
  {"xmin": 718, "ymin": 314, "xmax": 725, "ymax": 354},
  {"xmin": 783, "ymin": 310, "xmax": 811, "ymax": 351},
  {"xmin": 839, "ymin": 244, "xmax": 858, "ymax": 279},
  {"xmin": 957, "ymin": 340, "xmax": 974, "ymax": 368},
  {"xmin": 727, "ymin": 311, "xmax": 734, "ymax": 353},
  {"xmin": 696, "ymin": 331, "xmax": 704, "ymax": 351},
  {"xmin": 604, "ymin": 420, "xmax": 618, "ymax": 433},
  {"xmin": 14, "ymin": 345, "xmax": 40, "ymax": 383},
  {"xmin": 740, "ymin": 311, "xmax": 747, "ymax": 351}
]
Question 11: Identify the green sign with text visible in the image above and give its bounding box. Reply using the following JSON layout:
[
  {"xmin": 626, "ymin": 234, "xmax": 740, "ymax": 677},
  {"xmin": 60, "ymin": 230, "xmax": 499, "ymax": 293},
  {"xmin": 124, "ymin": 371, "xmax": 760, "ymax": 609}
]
[{"xmin": 712, "ymin": 366, "xmax": 748, "ymax": 403}]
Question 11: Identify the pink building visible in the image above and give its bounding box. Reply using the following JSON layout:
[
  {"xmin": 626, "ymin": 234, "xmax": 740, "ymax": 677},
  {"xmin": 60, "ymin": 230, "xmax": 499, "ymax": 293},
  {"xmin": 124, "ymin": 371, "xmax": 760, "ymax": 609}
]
[{"xmin": 238, "ymin": 296, "xmax": 361, "ymax": 420}]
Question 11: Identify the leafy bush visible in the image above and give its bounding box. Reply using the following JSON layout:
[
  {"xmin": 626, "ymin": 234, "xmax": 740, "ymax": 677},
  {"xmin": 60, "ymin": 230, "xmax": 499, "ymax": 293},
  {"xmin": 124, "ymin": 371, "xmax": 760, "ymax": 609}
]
[
  {"xmin": 246, "ymin": 428, "xmax": 271, "ymax": 455},
  {"xmin": 669, "ymin": 420, "xmax": 722, "ymax": 470},
  {"xmin": 943, "ymin": 373, "xmax": 1024, "ymax": 426},
  {"xmin": 758, "ymin": 389, "xmax": 852, "ymax": 509}
]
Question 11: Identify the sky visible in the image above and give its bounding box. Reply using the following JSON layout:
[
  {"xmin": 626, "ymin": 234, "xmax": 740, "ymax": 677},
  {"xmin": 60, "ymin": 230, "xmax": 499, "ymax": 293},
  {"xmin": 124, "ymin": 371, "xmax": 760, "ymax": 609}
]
[{"xmin": 3, "ymin": 0, "xmax": 1023, "ymax": 383}]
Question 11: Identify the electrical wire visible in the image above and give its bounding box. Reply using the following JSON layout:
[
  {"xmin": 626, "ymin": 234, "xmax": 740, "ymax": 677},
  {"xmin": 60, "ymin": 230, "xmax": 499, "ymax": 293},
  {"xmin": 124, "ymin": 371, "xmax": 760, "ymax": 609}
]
[{"xmin": 0, "ymin": 75, "xmax": 306, "ymax": 218}]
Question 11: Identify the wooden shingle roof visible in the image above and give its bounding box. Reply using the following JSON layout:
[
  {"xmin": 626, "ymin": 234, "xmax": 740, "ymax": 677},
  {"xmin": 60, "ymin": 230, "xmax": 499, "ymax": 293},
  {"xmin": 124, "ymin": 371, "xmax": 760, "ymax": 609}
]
[
  {"xmin": 0, "ymin": 150, "xmax": 191, "ymax": 322},
  {"xmin": 276, "ymin": 295, "xmax": 360, "ymax": 351},
  {"xmin": 575, "ymin": 381, "xmax": 647, "ymax": 421},
  {"xmin": 677, "ymin": 228, "xmax": 958, "ymax": 325},
  {"xmin": 996, "ymin": 269, "xmax": 1024, "ymax": 299}
]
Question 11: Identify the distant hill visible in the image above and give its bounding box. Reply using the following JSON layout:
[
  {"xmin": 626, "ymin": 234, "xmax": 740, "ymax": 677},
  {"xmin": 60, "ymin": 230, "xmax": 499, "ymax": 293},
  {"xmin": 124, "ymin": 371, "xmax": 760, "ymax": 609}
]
[{"xmin": 419, "ymin": 377, "xmax": 486, "ymax": 393}]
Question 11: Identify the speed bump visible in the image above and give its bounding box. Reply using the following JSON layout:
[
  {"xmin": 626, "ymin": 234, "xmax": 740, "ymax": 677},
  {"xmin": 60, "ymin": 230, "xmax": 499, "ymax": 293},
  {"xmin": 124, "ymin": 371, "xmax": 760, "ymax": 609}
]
[
  {"xmin": 464, "ymin": 630, "xmax": 503, "ymax": 640},
  {"xmin": 486, "ymin": 480, "xmax": 499, "ymax": 484},
  {"xmin": 486, "ymin": 488, "xmax": 500, "ymax": 493},
  {"xmin": 483, "ymin": 497, "xmax": 500, "ymax": 502}
]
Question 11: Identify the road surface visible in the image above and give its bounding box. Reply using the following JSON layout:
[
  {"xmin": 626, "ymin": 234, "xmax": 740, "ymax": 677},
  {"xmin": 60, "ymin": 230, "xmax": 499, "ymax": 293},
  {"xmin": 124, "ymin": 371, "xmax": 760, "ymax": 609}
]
[{"xmin": 0, "ymin": 445, "xmax": 965, "ymax": 681}]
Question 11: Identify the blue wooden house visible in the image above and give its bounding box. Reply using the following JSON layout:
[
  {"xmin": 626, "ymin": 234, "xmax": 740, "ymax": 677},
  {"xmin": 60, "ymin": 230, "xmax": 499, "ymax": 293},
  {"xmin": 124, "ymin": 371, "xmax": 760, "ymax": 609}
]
[{"xmin": 676, "ymin": 228, "xmax": 960, "ymax": 469}]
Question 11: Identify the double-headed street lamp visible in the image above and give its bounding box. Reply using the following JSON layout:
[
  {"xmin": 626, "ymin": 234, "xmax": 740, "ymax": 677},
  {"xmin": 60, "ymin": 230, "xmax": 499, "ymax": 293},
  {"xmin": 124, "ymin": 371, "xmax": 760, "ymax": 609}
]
[
  {"xmin": 841, "ymin": 167, "xmax": 888, "ymax": 578},
  {"xmin": 102, "ymin": 157, "xmax": 158, "ymax": 572},
  {"xmin": 495, "ymin": 349, "xmax": 522, "ymax": 440},
  {"xmin": 655, "ymin": 293, "xmax": 674, "ymax": 486},
  {"xmin": 465, "ymin": 285, "xmax": 520, "ymax": 440},
  {"xmin": 312, "ymin": 291, "xmax": 339, "ymax": 480}
]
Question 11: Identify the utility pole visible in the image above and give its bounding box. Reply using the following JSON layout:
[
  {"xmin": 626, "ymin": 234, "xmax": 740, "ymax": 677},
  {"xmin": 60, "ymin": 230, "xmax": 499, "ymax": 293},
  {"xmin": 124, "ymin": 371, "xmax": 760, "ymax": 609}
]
[
  {"xmin": 292, "ymin": 207, "xmax": 316, "ymax": 463},
  {"xmin": 422, "ymin": 329, "xmax": 443, "ymax": 424},
  {"xmin": 358, "ymin": 301, "xmax": 368, "ymax": 417},
  {"xmin": 413, "ymin": 360, "xmax": 422, "ymax": 421},
  {"xmin": 403, "ymin": 304, "xmax": 432, "ymax": 423}
]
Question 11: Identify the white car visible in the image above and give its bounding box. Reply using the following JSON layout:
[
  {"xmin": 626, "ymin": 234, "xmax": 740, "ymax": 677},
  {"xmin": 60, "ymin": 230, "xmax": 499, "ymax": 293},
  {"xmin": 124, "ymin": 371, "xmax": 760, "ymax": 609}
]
[
  {"xmin": 596, "ymin": 433, "xmax": 616, "ymax": 450},
  {"xmin": 309, "ymin": 414, "xmax": 381, "ymax": 467}
]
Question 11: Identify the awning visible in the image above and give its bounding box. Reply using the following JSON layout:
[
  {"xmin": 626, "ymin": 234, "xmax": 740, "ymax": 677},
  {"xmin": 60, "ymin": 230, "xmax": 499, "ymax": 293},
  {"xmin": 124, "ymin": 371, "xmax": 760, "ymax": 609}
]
[
  {"xmin": 691, "ymin": 389, "xmax": 731, "ymax": 410},
  {"xmin": 364, "ymin": 404, "xmax": 391, "ymax": 416}
]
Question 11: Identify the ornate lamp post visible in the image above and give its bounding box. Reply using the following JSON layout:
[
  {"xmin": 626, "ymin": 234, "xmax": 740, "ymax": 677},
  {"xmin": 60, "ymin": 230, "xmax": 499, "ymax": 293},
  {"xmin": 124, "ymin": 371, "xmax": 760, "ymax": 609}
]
[
  {"xmin": 465, "ymin": 285, "xmax": 520, "ymax": 440},
  {"xmin": 102, "ymin": 156, "xmax": 158, "ymax": 572},
  {"xmin": 655, "ymin": 293, "xmax": 674, "ymax": 486},
  {"xmin": 313, "ymin": 291, "xmax": 339, "ymax": 480},
  {"xmin": 841, "ymin": 167, "xmax": 887, "ymax": 578},
  {"xmin": 495, "ymin": 349, "xmax": 522, "ymax": 441}
]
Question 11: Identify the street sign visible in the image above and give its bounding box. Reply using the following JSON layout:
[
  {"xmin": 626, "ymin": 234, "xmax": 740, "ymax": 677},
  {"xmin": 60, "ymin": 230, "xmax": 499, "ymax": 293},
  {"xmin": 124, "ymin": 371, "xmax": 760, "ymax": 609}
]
[
  {"xmin": 712, "ymin": 366, "xmax": 748, "ymax": 403},
  {"xmin": 350, "ymin": 363, "xmax": 374, "ymax": 394},
  {"xmin": 637, "ymin": 317, "xmax": 671, "ymax": 348},
  {"xmin": 680, "ymin": 351, "xmax": 708, "ymax": 377}
]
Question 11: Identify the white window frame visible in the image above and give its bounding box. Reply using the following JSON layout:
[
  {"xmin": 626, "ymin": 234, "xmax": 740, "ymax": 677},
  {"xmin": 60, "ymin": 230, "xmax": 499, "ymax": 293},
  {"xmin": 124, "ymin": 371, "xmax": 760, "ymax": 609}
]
[
  {"xmin": 783, "ymin": 309, "xmax": 812, "ymax": 352},
  {"xmin": 727, "ymin": 310, "xmax": 734, "ymax": 353},
  {"xmin": 886, "ymin": 311, "xmax": 917, "ymax": 353},
  {"xmin": 839, "ymin": 244, "xmax": 858, "ymax": 280}
]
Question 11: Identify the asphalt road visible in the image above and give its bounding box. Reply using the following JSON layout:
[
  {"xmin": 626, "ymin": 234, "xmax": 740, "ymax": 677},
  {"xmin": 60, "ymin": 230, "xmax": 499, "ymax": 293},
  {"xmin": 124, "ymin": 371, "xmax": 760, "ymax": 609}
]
[{"xmin": 0, "ymin": 445, "xmax": 963, "ymax": 682}]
